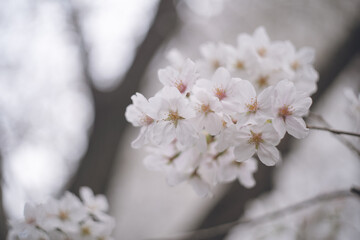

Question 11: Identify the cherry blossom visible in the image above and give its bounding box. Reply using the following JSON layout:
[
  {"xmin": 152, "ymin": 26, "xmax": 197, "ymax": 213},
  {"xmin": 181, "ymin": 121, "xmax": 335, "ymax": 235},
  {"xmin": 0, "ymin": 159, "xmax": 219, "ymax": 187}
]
[
  {"xmin": 158, "ymin": 58, "xmax": 199, "ymax": 95},
  {"xmin": 234, "ymin": 123, "xmax": 281, "ymax": 166},
  {"xmin": 125, "ymin": 26, "xmax": 317, "ymax": 197},
  {"xmin": 7, "ymin": 187, "xmax": 115, "ymax": 240},
  {"xmin": 272, "ymin": 80, "xmax": 312, "ymax": 139},
  {"xmin": 125, "ymin": 93, "xmax": 157, "ymax": 148}
]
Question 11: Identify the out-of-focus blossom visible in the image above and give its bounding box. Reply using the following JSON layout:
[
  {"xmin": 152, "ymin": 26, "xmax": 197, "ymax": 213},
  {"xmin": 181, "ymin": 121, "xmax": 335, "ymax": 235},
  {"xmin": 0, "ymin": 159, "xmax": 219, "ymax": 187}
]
[{"xmin": 7, "ymin": 187, "xmax": 115, "ymax": 240}]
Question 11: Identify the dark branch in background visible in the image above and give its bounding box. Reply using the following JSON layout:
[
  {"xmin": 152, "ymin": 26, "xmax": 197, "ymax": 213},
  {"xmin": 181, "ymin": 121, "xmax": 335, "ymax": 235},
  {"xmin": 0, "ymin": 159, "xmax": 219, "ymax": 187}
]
[
  {"xmin": 307, "ymin": 125, "xmax": 360, "ymax": 137},
  {"xmin": 188, "ymin": 20, "xmax": 360, "ymax": 240},
  {"xmin": 0, "ymin": 158, "xmax": 8, "ymax": 239},
  {"xmin": 308, "ymin": 112, "xmax": 360, "ymax": 157},
  {"xmin": 145, "ymin": 188, "xmax": 359, "ymax": 240},
  {"xmin": 64, "ymin": 0, "xmax": 179, "ymax": 195}
]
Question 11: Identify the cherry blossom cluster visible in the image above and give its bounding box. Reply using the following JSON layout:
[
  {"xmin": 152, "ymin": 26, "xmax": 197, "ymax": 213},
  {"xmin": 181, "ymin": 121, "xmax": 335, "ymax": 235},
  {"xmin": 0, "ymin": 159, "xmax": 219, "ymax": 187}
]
[
  {"xmin": 125, "ymin": 27, "xmax": 318, "ymax": 197},
  {"xmin": 7, "ymin": 187, "xmax": 115, "ymax": 240}
]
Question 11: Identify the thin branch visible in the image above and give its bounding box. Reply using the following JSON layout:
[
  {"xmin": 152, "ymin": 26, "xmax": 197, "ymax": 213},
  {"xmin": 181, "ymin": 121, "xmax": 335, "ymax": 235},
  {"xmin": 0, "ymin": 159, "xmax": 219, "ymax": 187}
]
[
  {"xmin": 307, "ymin": 112, "xmax": 360, "ymax": 157},
  {"xmin": 145, "ymin": 188, "xmax": 360, "ymax": 240},
  {"xmin": 307, "ymin": 125, "xmax": 360, "ymax": 137}
]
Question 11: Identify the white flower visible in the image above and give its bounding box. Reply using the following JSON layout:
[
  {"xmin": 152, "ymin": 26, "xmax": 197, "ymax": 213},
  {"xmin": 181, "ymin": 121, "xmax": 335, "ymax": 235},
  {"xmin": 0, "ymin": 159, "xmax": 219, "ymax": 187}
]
[
  {"xmin": 8, "ymin": 203, "xmax": 49, "ymax": 240},
  {"xmin": 191, "ymin": 87, "xmax": 223, "ymax": 135},
  {"xmin": 237, "ymin": 26, "xmax": 281, "ymax": 62},
  {"xmin": 226, "ymin": 45, "xmax": 255, "ymax": 79},
  {"xmin": 68, "ymin": 219, "xmax": 113, "ymax": 240},
  {"xmin": 272, "ymin": 80, "xmax": 312, "ymax": 139},
  {"xmin": 158, "ymin": 58, "xmax": 199, "ymax": 95},
  {"xmin": 125, "ymin": 93, "xmax": 157, "ymax": 148},
  {"xmin": 282, "ymin": 42, "xmax": 319, "ymax": 95},
  {"xmin": 198, "ymin": 42, "xmax": 232, "ymax": 77},
  {"xmin": 248, "ymin": 61, "xmax": 291, "ymax": 92},
  {"xmin": 166, "ymin": 48, "xmax": 186, "ymax": 70},
  {"xmin": 44, "ymin": 192, "xmax": 87, "ymax": 233},
  {"xmin": 234, "ymin": 80, "xmax": 273, "ymax": 125},
  {"xmin": 234, "ymin": 122, "xmax": 281, "ymax": 166},
  {"xmin": 195, "ymin": 67, "xmax": 243, "ymax": 113},
  {"xmin": 218, "ymin": 151, "xmax": 258, "ymax": 188},
  {"xmin": 80, "ymin": 187, "xmax": 109, "ymax": 214},
  {"xmin": 7, "ymin": 227, "xmax": 49, "ymax": 240},
  {"xmin": 188, "ymin": 172, "xmax": 213, "ymax": 198},
  {"xmin": 150, "ymin": 86, "xmax": 197, "ymax": 147}
]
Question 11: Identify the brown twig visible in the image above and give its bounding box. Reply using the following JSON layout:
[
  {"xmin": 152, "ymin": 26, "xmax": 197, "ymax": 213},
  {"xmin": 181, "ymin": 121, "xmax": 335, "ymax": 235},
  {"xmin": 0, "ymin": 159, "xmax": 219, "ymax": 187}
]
[
  {"xmin": 144, "ymin": 188, "xmax": 359, "ymax": 240},
  {"xmin": 307, "ymin": 112, "xmax": 360, "ymax": 157},
  {"xmin": 307, "ymin": 125, "xmax": 360, "ymax": 138}
]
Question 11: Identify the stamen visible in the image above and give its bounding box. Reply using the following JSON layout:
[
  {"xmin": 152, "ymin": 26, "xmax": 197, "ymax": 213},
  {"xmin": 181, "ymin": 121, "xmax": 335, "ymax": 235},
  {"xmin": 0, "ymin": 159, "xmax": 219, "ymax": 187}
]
[
  {"xmin": 257, "ymin": 75, "xmax": 269, "ymax": 88},
  {"xmin": 257, "ymin": 47, "xmax": 267, "ymax": 57},
  {"xmin": 246, "ymin": 98, "xmax": 258, "ymax": 114},
  {"xmin": 214, "ymin": 87, "xmax": 227, "ymax": 100},
  {"xmin": 278, "ymin": 105, "xmax": 293, "ymax": 120},
  {"xmin": 58, "ymin": 210, "xmax": 69, "ymax": 221},
  {"xmin": 201, "ymin": 104, "xmax": 211, "ymax": 115},
  {"xmin": 235, "ymin": 60, "xmax": 245, "ymax": 70},
  {"xmin": 213, "ymin": 60, "xmax": 220, "ymax": 69},
  {"xmin": 175, "ymin": 80, "xmax": 187, "ymax": 94},
  {"xmin": 248, "ymin": 130, "xmax": 264, "ymax": 149},
  {"xmin": 291, "ymin": 60, "xmax": 299, "ymax": 71},
  {"xmin": 81, "ymin": 226, "xmax": 91, "ymax": 236},
  {"xmin": 165, "ymin": 110, "xmax": 184, "ymax": 127}
]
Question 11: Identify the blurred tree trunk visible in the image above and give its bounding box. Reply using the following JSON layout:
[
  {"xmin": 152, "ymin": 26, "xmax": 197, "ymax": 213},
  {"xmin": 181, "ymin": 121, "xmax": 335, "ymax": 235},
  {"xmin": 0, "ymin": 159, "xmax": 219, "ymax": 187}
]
[
  {"xmin": 65, "ymin": 0, "xmax": 179, "ymax": 195},
  {"xmin": 0, "ymin": 158, "xmax": 8, "ymax": 239}
]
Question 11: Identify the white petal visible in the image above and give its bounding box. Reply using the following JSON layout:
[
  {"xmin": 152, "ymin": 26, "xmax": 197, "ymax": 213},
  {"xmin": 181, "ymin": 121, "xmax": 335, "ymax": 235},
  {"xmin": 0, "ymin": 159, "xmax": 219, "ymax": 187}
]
[
  {"xmin": 203, "ymin": 113, "xmax": 222, "ymax": 135},
  {"xmin": 297, "ymin": 47, "xmax": 315, "ymax": 64},
  {"xmin": 218, "ymin": 164, "xmax": 237, "ymax": 183},
  {"xmin": 189, "ymin": 176, "xmax": 212, "ymax": 198},
  {"xmin": 292, "ymin": 97, "xmax": 312, "ymax": 116},
  {"xmin": 272, "ymin": 117, "xmax": 286, "ymax": 138},
  {"xmin": 176, "ymin": 121, "xmax": 197, "ymax": 146},
  {"xmin": 212, "ymin": 67, "xmax": 231, "ymax": 84},
  {"xmin": 152, "ymin": 121, "xmax": 176, "ymax": 145},
  {"xmin": 158, "ymin": 67, "xmax": 178, "ymax": 87},
  {"xmin": 238, "ymin": 171, "xmax": 256, "ymax": 188},
  {"xmin": 234, "ymin": 143, "xmax": 256, "ymax": 162},
  {"xmin": 79, "ymin": 186, "xmax": 94, "ymax": 203},
  {"xmin": 125, "ymin": 104, "xmax": 143, "ymax": 127},
  {"xmin": 131, "ymin": 127, "xmax": 147, "ymax": 148},
  {"xmin": 285, "ymin": 116, "xmax": 309, "ymax": 139},
  {"xmin": 257, "ymin": 144, "xmax": 280, "ymax": 166}
]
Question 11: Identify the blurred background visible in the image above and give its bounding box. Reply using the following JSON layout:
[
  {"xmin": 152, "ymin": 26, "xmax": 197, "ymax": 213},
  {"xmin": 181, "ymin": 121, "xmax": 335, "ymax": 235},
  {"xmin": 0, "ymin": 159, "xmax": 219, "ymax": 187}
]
[{"xmin": 0, "ymin": 0, "xmax": 360, "ymax": 239}]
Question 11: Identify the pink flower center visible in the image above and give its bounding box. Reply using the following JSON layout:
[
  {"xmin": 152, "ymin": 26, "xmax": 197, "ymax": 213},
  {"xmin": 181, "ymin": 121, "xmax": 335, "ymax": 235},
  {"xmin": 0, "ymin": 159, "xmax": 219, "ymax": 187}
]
[
  {"xmin": 26, "ymin": 218, "xmax": 36, "ymax": 225},
  {"xmin": 175, "ymin": 80, "xmax": 187, "ymax": 94},
  {"xmin": 214, "ymin": 87, "xmax": 227, "ymax": 100},
  {"xmin": 141, "ymin": 115, "xmax": 154, "ymax": 126},
  {"xmin": 278, "ymin": 105, "xmax": 293, "ymax": 120},
  {"xmin": 257, "ymin": 47, "xmax": 267, "ymax": 57}
]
